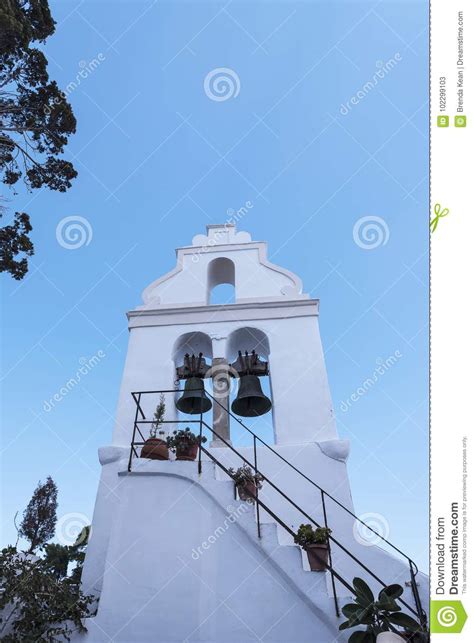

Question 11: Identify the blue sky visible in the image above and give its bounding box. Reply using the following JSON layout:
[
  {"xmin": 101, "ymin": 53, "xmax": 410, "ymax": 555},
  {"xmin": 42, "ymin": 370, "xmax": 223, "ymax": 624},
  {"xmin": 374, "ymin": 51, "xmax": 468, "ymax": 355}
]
[{"xmin": 1, "ymin": 0, "xmax": 428, "ymax": 569}]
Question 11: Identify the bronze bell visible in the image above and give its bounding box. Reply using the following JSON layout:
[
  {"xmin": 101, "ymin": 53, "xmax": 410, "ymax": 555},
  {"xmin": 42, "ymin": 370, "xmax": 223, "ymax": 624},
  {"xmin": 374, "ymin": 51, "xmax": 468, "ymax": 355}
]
[
  {"xmin": 231, "ymin": 375, "xmax": 272, "ymax": 417},
  {"xmin": 176, "ymin": 377, "xmax": 212, "ymax": 415}
]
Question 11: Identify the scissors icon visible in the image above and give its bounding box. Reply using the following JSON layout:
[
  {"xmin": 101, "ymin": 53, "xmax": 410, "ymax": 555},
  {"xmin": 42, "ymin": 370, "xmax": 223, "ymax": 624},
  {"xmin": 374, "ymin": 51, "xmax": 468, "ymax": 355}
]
[{"xmin": 430, "ymin": 203, "xmax": 449, "ymax": 233}]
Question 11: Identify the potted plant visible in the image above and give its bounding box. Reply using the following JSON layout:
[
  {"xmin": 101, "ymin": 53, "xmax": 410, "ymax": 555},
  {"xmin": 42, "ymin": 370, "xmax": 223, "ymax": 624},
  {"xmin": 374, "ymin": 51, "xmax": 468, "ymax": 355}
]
[
  {"xmin": 338, "ymin": 576, "xmax": 425, "ymax": 642},
  {"xmin": 294, "ymin": 524, "xmax": 332, "ymax": 571},
  {"xmin": 166, "ymin": 428, "xmax": 207, "ymax": 461},
  {"xmin": 228, "ymin": 464, "xmax": 264, "ymax": 502},
  {"xmin": 140, "ymin": 395, "xmax": 169, "ymax": 461}
]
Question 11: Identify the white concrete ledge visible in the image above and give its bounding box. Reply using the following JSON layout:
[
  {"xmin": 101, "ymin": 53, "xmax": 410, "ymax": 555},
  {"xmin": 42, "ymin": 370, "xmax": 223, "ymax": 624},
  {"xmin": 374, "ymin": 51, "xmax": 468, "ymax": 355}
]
[
  {"xmin": 128, "ymin": 298, "xmax": 319, "ymax": 328},
  {"xmin": 98, "ymin": 445, "xmax": 128, "ymax": 465},
  {"xmin": 316, "ymin": 439, "xmax": 350, "ymax": 462}
]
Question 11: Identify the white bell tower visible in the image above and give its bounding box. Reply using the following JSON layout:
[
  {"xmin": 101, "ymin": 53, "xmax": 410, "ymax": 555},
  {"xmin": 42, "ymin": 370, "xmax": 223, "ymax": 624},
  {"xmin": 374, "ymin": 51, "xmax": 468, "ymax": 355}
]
[
  {"xmin": 112, "ymin": 223, "xmax": 337, "ymax": 447},
  {"xmin": 78, "ymin": 224, "xmax": 427, "ymax": 643}
]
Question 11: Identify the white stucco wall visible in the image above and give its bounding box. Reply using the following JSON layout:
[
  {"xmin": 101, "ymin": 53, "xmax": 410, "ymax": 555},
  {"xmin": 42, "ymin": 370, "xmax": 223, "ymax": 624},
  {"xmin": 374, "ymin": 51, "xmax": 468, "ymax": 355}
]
[
  {"xmin": 79, "ymin": 459, "xmax": 345, "ymax": 643},
  {"xmin": 111, "ymin": 225, "xmax": 337, "ymax": 447},
  {"xmin": 79, "ymin": 226, "xmax": 428, "ymax": 641},
  {"xmin": 113, "ymin": 307, "xmax": 337, "ymax": 447},
  {"xmin": 140, "ymin": 225, "xmax": 306, "ymax": 308},
  {"xmin": 81, "ymin": 444, "xmax": 428, "ymax": 638}
]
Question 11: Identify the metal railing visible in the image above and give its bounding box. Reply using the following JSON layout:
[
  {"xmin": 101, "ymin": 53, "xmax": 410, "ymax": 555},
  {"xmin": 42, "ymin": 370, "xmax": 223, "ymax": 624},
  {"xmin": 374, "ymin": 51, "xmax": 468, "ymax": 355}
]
[{"xmin": 128, "ymin": 388, "xmax": 427, "ymax": 630}]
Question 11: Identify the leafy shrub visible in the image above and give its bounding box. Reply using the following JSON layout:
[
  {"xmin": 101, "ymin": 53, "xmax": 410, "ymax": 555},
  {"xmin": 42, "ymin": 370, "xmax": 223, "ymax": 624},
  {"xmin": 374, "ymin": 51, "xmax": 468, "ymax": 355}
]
[
  {"xmin": 0, "ymin": 546, "xmax": 94, "ymax": 641},
  {"xmin": 166, "ymin": 428, "xmax": 207, "ymax": 451},
  {"xmin": 228, "ymin": 464, "xmax": 264, "ymax": 490},
  {"xmin": 294, "ymin": 524, "xmax": 332, "ymax": 547},
  {"xmin": 339, "ymin": 576, "xmax": 424, "ymax": 642}
]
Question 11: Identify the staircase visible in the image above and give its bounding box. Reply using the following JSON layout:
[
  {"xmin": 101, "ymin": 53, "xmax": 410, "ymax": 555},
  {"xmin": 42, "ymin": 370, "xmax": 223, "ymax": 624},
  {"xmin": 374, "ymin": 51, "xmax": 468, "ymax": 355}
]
[
  {"xmin": 77, "ymin": 387, "xmax": 428, "ymax": 642},
  {"xmin": 80, "ymin": 457, "xmax": 348, "ymax": 642},
  {"xmin": 128, "ymin": 389, "xmax": 428, "ymax": 627}
]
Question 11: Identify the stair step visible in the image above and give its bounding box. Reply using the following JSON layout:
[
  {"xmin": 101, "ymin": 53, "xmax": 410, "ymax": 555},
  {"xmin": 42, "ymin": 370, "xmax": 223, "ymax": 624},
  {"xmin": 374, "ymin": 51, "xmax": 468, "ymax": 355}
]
[{"xmin": 207, "ymin": 462, "xmax": 337, "ymax": 616}]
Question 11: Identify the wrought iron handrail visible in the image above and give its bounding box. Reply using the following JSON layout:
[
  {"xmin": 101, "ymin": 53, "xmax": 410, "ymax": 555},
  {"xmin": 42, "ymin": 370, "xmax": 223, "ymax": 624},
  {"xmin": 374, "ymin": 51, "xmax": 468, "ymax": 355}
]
[
  {"xmin": 128, "ymin": 388, "xmax": 427, "ymax": 629},
  {"xmin": 205, "ymin": 391, "xmax": 420, "ymax": 571},
  {"xmin": 131, "ymin": 389, "xmax": 420, "ymax": 571},
  {"xmin": 200, "ymin": 443, "xmax": 357, "ymax": 605},
  {"xmin": 198, "ymin": 418, "xmax": 420, "ymax": 620}
]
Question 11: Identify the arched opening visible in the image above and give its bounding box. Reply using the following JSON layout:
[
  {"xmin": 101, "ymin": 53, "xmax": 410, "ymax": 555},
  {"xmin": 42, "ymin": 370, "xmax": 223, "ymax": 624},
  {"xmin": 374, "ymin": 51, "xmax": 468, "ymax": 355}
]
[
  {"xmin": 172, "ymin": 332, "xmax": 213, "ymax": 442},
  {"xmin": 227, "ymin": 328, "xmax": 270, "ymax": 362},
  {"xmin": 207, "ymin": 257, "xmax": 235, "ymax": 305},
  {"xmin": 226, "ymin": 327, "xmax": 274, "ymax": 446},
  {"xmin": 173, "ymin": 331, "xmax": 212, "ymax": 367}
]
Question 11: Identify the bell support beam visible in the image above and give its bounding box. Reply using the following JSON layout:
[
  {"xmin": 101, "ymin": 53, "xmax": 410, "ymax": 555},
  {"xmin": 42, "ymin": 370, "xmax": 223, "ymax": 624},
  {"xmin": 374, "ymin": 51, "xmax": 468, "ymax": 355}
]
[{"xmin": 210, "ymin": 357, "xmax": 231, "ymax": 447}]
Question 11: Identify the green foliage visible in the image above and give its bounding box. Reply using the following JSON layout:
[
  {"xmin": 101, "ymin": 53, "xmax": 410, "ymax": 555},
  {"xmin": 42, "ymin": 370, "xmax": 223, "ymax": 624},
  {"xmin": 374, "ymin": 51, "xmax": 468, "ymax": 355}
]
[
  {"xmin": 228, "ymin": 464, "xmax": 264, "ymax": 490},
  {"xmin": 339, "ymin": 576, "xmax": 423, "ymax": 641},
  {"xmin": 293, "ymin": 524, "xmax": 332, "ymax": 547},
  {"xmin": 18, "ymin": 476, "xmax": 58, "ymax": 553},
  {"xmin": 166, "ymin": 428, "xmax": 207, "ymax": 451},
  {"xmin": 43, "ymin": 524, "xmax": 90, "ymax": 582},
  {"xmin": 0, "ymin": 0, "xmax": 77, "ymax": 279},
  {"xmin": 1, "ymin": 478, "xmax": 93, "ymax": 639},
  {"xmin": 0, "ymin": 545, "xmax": 94, "ymax": 641},
  {"xmin": 0, "ymin": 210, "xmax": 33, "ymax": 279},
  {"xmin": 73, "ymin": 525, "xmax": 90, "ymax": 549},
  {"xmin": 70, "ymin": 524, "xmax": 90, "ymax": 579},
  {"xmin": 150, "ymin": 394, "xmax": 166, "ymax": 438},
  {"xmin": 42, "ymin": 543, "xmax": 70, "ymax": 579}
]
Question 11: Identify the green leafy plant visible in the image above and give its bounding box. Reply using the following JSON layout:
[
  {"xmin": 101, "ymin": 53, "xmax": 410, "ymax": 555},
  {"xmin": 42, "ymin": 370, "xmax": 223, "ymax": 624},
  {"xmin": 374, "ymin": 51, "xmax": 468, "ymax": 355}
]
[
  {"xmin": 339, "ymin": 577, "xmax": 423, "ymax": 642},
  {"xmin": 294, "ymin": 524, "xmax": 332, "ymax": 547},
  {"xmin": 0, "ymin": 546, "xmax": 94, "ymax": 641},
  {"xmin": 42, "ymin": 542, "xmax": 71, "ymax": 579},
  {"xmin": 150, "ymin": 394, "xmax": 166, "ymax": 439},
  {"xmin": 228, "ymin": 464, "xmax": 264, "ymax": 490},
  {"xmin": 0, "ymin": 478, "xmax": 94, "ymax": 640},
  {"xmin": 42, "ymin": 525, "xmax": 91, "ymax": 584},
  {"xmin": 166, "ymin": 428, "xmax": 207, "ymax": 451}
]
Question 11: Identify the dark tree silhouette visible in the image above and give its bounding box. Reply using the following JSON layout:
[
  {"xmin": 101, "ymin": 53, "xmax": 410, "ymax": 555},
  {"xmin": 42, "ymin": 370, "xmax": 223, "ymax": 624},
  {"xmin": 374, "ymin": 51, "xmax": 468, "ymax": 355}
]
[
  {"xmin": 0, "ymin": 208, "xmax": 33, "ymax": 278},
  {"xmin": 19, "ymin": 476, "xmax": 58, "ymax": 552},
  {"xmin": 0, "ymin": 0, "xmax": 77, "ymax": 279}
]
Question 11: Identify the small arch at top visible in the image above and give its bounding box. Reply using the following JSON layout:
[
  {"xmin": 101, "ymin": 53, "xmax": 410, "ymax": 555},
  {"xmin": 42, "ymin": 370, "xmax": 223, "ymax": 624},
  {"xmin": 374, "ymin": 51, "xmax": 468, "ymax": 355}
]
[{"xmin": 207, "ymin": 257, "xmax": 236, "ymax": 305}]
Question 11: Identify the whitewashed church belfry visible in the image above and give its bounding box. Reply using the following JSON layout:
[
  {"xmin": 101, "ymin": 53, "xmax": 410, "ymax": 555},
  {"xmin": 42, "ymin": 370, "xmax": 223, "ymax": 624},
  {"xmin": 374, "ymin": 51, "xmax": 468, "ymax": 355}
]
[
  {"xmin": 78, "ymin": 224, "xmax": 427, "ymax": 643},
  {"xmin": 113, "ymin": 223, "xmax": 338, "ymax": 448}
]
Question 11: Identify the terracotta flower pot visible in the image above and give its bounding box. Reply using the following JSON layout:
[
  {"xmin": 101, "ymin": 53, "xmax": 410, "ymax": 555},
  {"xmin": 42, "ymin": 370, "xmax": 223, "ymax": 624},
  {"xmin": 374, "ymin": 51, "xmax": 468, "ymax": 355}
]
[
  {"xmin": 175, "ymin": 443, "xmax": 199, "ymax": 461},
  {"xmin": 140, "ymin": 438, "xmax": 169, "ymax": 461},
  {"xmin": 305, "ymin": 543, "xmax": 329, "ymax": 571},
  {"xmin": 237, "ymin": 481, "xmax": 257, "ymax": 502}
]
